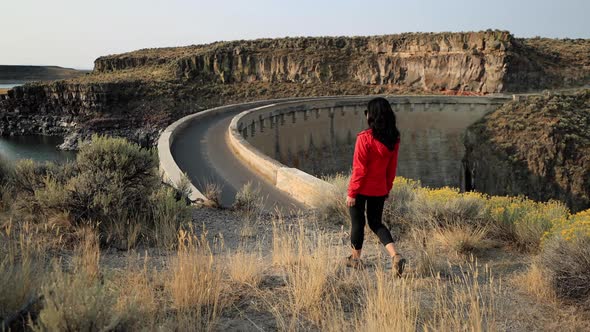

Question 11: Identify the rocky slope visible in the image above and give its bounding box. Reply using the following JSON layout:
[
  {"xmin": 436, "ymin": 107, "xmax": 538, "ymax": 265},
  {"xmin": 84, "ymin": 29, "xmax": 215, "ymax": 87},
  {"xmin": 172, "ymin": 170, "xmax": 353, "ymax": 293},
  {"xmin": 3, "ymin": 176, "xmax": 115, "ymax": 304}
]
[
  {"xmin": 463, "ymin": 90, "xmax": 590, "ymax": 212},
  {"xmin": 1, "ymin": 30, "xmax": 589, "ymax": 149}
]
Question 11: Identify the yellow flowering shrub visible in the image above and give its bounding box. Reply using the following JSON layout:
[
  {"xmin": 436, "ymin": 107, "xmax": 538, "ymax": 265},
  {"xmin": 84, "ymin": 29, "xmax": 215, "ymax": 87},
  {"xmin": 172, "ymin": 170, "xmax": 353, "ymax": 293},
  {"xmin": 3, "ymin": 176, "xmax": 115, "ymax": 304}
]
[
  {"xmin": 484, "ymin": 196, "xmax": 568, "ymax": 250},
  {"xmin": 545, "ymin": 209, "xmax": 590, "ymax": 242},
  {"xmin": 413, "ymin": 186, "xmax": 488, "ymax": 227},
  {"xmin": 325, "ymin": 174, "xmax": 580, "ymax": 252}
]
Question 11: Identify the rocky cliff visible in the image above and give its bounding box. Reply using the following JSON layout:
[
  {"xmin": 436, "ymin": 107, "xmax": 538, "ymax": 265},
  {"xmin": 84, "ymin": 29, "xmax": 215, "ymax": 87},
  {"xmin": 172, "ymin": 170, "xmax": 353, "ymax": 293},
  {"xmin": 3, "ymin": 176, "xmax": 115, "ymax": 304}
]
[
  {"xmin": 1, "ymin": 30, "xmax": 589, "ymax": 149},
  {"xmin": 463, "ymin": 90, "xmax": 590, "ymax": 212},
  {"xmin": 93, "ymin": 30, "xmax": 513, "ymax": 93}
]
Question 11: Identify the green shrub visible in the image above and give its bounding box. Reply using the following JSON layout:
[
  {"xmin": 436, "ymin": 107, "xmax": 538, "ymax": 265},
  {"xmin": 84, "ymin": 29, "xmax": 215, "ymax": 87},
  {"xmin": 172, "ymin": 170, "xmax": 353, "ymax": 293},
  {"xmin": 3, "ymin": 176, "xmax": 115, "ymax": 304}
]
[
  {"xmin": 149, "ymin": 187, "xmax": 192, "ymax": 249},
  {"xmin": 11, "ymin": 159, "xmax": 47, "ymax": 195},
  {"xmin": 11, "ymin": 135, "xmax": 190, "ymax": 249},
  {"xmin": 486, "ymin": 197, "xmax": 569, "ymax": 251}
]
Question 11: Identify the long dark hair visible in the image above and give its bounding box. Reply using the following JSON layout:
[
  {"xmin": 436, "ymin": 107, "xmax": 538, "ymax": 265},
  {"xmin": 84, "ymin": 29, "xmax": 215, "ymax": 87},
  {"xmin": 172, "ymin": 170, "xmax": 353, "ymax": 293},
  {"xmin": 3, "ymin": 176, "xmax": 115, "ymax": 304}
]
[{"xmin": 366, "ymin": 97, "xmax": 400, "ymax": 151}]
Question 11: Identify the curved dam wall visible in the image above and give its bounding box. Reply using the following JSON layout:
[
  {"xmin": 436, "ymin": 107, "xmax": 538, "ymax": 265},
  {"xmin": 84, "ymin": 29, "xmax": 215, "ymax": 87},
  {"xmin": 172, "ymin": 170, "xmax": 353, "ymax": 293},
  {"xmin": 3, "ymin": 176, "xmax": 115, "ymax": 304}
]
[{"xmin": 235, "ymin": 96, "xmax": 510, "ymax": 190}]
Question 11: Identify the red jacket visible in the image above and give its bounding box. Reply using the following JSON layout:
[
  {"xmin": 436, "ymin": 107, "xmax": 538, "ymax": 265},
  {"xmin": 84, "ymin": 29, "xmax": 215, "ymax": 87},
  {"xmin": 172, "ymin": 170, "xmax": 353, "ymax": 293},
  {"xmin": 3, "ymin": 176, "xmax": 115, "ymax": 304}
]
[{"xmin": 348, "ymin": 129, "xmax": 400, "ymax": 198}]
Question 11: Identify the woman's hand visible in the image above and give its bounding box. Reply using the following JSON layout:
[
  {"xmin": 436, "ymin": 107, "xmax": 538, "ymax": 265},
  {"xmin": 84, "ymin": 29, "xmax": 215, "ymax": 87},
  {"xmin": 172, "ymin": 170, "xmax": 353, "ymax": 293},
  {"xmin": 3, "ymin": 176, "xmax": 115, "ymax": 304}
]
[{"xmin": 346, "ymin": 196, "xmax": 356, "ymax": 207}]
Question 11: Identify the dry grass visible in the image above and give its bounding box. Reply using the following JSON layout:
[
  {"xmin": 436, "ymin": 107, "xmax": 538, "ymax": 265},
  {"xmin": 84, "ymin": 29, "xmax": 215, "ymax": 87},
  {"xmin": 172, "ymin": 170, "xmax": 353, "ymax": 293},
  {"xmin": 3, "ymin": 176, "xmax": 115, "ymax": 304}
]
[
  {"xmin": 33, "ymin": 230, "xmax": 127, "ymax": 331},
  {"xmin": 166, "ymin": 230, "xmax": 228, "ymax": 330},
  {"xmin": 423, "ymin": 263, "xmax": 499, "ymax": 331},
  {"xmin": 0, "ymin": 88, "xmax": 8, "ymax": 95},
  {"xmin": 0, "ymin": 227, "xmax": 46, "ymax": 324},
  {"xmin": 2, "ymin": 209, "xmax": 589, "ymax": 330},
  {"xmin": 271, "ymin": 216, "xmax": 307, "ymax": 267},
  {"xmin": 226, "ymin": 250, "xmax": 265, "ymax": 286},
  {"xmin": 359, "ymin": 269, "xmax": 418, "ymax": 331},
  {"xmin": 233, "ymin": 181, "xmax": 265, "ymax": 222},
  {"xmin": 2, "ymin": 158, "xmax": 590, "ymax": 330},
  {"xmin": 407, "ymin": 228, "xmax": 450, "ymax": 277},
  {"xmin": 317, "ymin": 173, "xmax": 349, "ymax": 224},
  {"xmin": 538, "ymin": 235, "xmax": 590, "ymax": 308},
  {"xmin": 203, "ymin": 181, "xmax": 223, "ymax": 208},
  {"xmin": 513, "ymin": 263, "xmax": 557, "ymax": 303},
  {"xmin": 432, "ymin": 224, "xmax": 493, "ymax": 256},
  {"xmin": 282, "ymin": 232, "xmax": 338, "ymax": 324}
]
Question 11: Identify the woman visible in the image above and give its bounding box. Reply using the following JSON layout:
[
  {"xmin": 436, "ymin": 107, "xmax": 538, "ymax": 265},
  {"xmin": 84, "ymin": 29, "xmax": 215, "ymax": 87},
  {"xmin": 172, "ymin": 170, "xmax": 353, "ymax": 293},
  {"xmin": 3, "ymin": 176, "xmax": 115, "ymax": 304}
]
[{"xmin": 346, "ymin": 97, "xmax": 406, "ymax": 276}]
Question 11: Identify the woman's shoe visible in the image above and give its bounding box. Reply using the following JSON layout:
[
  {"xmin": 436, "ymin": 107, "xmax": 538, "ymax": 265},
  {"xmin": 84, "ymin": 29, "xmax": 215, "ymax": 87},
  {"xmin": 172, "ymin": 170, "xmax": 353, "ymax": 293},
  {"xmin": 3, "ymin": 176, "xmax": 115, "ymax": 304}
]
[
  {"xmin": 392, "ymin": 254, "xmax": 406, "ymax": 277},
  {"xmin": 345, "ymin": 255, "xmax": 363, "ymax": 269}
]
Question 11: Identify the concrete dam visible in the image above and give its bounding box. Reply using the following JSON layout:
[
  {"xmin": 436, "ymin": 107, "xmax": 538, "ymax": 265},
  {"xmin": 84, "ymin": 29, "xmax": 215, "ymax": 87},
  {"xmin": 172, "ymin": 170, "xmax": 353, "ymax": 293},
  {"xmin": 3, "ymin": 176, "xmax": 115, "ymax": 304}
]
[
  {"xmin": 237, "ymin": 96, "xmax": 510, "ymax": 190},
  {"xmin": 161, "ymin": 95, "xmax": 511, "ymax": 209}
]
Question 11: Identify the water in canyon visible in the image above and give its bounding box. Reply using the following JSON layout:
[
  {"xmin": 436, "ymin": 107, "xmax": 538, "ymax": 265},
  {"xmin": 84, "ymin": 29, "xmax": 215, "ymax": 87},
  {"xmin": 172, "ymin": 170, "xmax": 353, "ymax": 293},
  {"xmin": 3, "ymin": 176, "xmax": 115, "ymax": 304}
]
[
  {"xmin": 0, "ymin": 136, "xmax": 74, "ymax": 163},
  {"xmin": 0, "ymin": 83, "xmax": 23, "ymax": 89}
]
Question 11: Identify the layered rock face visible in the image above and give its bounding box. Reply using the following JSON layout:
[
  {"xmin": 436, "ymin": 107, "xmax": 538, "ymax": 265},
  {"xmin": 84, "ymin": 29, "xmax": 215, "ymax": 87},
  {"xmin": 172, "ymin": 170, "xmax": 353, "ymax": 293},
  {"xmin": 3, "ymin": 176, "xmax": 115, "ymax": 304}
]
[
  {"xmin": 1, "ymin": 30, "xmax": 589, "ymax": 149},
  {"xmin": 0, "ymin": 81, "xmax": 188, "ymax": 149},
  {"xmin": 464, "ymin": 90, "xmax": 590, "ymax": 212},
  {"xmin": 95, "ymin": 31, "xmax": 512, "ymax": 94}
]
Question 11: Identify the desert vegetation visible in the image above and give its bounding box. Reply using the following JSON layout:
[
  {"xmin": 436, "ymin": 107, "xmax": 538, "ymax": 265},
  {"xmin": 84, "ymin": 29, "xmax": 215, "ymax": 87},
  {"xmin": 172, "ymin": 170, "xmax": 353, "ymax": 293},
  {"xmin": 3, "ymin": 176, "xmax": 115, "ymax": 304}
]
[{"xmin": 1, "ymin": 139, "xmax": 590, "ymax": 330}]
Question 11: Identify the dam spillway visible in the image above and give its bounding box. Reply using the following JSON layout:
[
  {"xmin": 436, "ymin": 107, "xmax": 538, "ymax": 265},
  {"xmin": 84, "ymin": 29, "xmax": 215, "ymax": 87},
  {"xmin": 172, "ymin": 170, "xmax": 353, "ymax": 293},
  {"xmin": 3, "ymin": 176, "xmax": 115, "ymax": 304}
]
[{"xmin": 238, "ymin": 96, "xmax": 510, "ymax": 189}]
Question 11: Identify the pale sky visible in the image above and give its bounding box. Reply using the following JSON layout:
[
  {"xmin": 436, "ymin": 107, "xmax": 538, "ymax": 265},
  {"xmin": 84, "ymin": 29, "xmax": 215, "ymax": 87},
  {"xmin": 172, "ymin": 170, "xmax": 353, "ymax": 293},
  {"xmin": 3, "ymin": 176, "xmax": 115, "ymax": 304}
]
[{"xmin": 1, "ymin": 0, "xmax": 588, "ymax": 69}]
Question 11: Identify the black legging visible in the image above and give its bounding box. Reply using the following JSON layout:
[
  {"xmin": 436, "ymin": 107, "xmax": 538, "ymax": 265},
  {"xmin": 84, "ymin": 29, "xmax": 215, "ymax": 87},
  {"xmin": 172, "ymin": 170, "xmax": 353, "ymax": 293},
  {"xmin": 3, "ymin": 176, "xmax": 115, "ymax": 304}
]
[{"xmin": 349, "ymin": 194, "xmax": 394, "ymax": 250}]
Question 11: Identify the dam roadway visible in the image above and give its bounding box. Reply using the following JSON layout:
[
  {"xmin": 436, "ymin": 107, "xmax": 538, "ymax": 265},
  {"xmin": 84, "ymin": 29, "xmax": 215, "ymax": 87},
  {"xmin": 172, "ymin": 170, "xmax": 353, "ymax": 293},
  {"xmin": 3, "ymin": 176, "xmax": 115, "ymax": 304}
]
[
  {"xmin": 170, "ymin": 99, "xmax": 309, "ymax": 210},
  {"xmin": 165, "ymin": 95, "xmax": 510, "ymax": 211}
]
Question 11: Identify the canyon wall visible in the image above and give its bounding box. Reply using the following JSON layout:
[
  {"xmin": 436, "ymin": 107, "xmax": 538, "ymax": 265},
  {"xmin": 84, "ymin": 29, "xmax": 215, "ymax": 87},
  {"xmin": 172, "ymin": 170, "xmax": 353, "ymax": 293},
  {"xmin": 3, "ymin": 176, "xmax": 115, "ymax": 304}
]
[
  {"xmin": 1, "ymin": 30, "xmax": 589, "ymax": 149},
  {"xmin": 463, "ymin": 90, "xmax": 590, "ymax": 212}
]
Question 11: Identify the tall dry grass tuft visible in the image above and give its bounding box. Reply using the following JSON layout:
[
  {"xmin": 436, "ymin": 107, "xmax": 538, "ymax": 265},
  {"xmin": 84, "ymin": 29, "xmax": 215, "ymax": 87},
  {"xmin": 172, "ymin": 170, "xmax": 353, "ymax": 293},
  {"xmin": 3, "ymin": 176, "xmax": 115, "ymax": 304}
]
[
  {"xmin": 538, "ymin": 235, "xmax": 590, "ymax": 308},
  {"xmin": 407, "ymin": 228, "xmax": 449, "ymax": 277},
  {"xmin": 233, "ymin": 181, "xmax": 265, "ymax": 222},
  {"xmin": 71, "ymin": 227, "xmax": 100, "ymax": 280},
  {"xmin": 112, "ymin": 262, "xmax": 161, "ymax": 330},
  {"xmin": 203, "ymin": 181, "xmax": 223, "ymax": 208},
  {"xmin": 269, "ymin": 215, "xmax": 344, "ymax": 328},
  {"xmin": 358, "ymin": 268, "xmax": 419, "ymax": 331},
  {"xmin": 432, "ymin": 223, "xmax": 493, "ymax": 256},
  {"xmin": 166, "ymin": 230, "xmax": 227, "ymax": 330},
  {"xmin": 271, "ymin": 216, "xmax": 306, "ymax": 267},
  {"xmin": 0, "ymin": 224, "xmax": 46, "ymax": 327},
  {"xmin": 150, "ymin": 186, "xmax": 192, "ymax": 249},
  {"xmin": 226, "ymin": 250, "xmax": 265, "ymax": 287},
  {"xmin": 283, "ymin": 231, "xmax": 338, "ymax": 324},
  {"xmin": 513, "ymin": 263, "xmax": 557, "ymax": 302},
  {"xmin": 33, "ymin": 229, "xmax": 129, "ymax": 331},
  {"xmin": 424, "ymin": 262, "xmax": 499, "ymax": 331}
]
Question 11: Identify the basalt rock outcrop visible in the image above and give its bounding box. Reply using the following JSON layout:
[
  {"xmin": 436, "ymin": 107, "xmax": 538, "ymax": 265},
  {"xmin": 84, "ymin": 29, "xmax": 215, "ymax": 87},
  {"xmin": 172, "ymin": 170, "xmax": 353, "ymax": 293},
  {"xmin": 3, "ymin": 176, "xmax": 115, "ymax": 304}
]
[
  {"xmin": 463, "ymin": 90, "xmax": 590, "ymax": 212},
  {"xmin": 1, "ymin": 30, "xmax": 589, "ymax": 149}
]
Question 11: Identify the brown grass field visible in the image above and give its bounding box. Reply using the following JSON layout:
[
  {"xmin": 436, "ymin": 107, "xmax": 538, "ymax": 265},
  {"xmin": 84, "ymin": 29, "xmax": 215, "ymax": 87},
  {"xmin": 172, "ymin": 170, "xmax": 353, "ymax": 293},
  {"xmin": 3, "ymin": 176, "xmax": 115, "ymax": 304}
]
[
  {"xmin": 0, "ymin": 88, "xmax": 8, "ymax": 95},
  {"xmin": 1, "ymin": 138, "xmax": 589, "ymax": 331}
]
